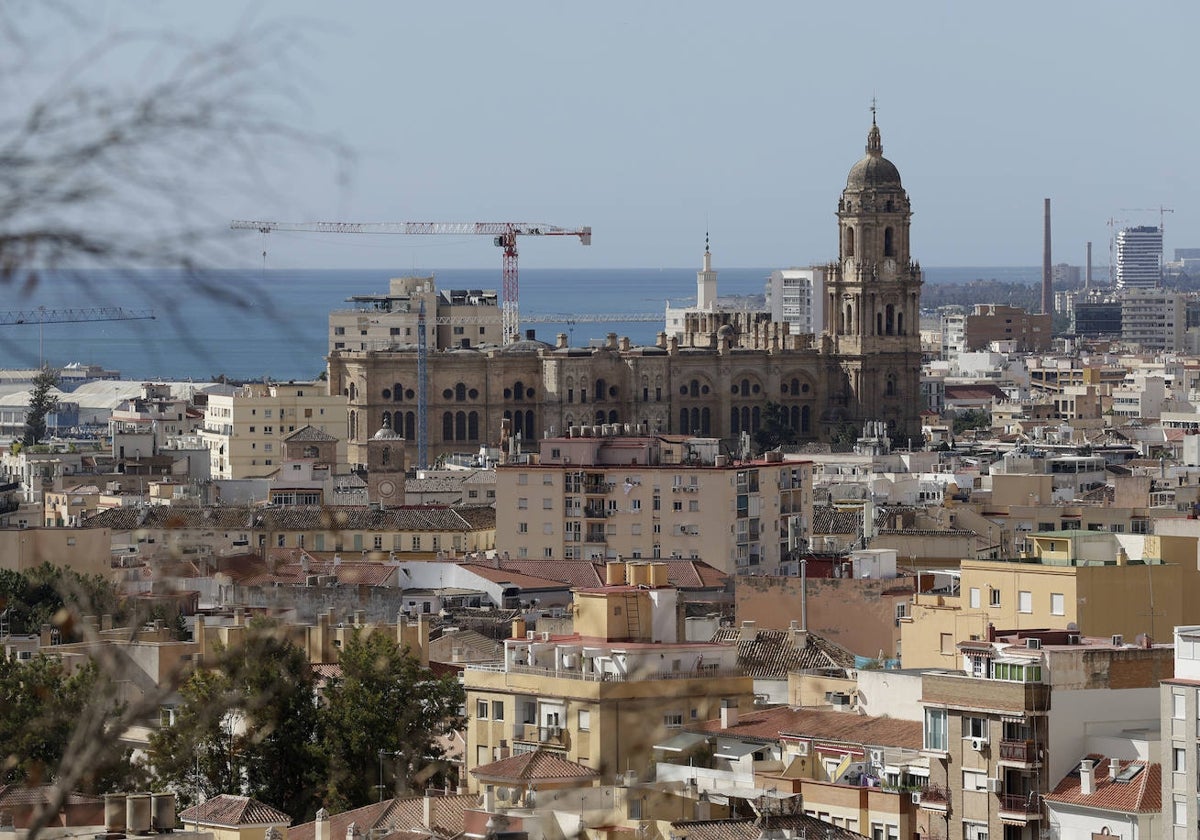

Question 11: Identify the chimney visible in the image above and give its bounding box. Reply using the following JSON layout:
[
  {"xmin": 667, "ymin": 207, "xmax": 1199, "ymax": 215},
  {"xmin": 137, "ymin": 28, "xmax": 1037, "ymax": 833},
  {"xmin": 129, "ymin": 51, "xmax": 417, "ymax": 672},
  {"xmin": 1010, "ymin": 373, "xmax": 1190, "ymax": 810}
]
[
  {"xmin": 422, "ymin": 794, "xmax": 434, "ymax": 832},
  {"xmin": 1079, "ymin": 759, "xmax": 1095, "ymax": 795},
  {"xmin": 557, "ymin": 333, "xmax": 568, "ymax": 349},
  {"xmin": 1042, "ymin": 198, "xmax": 1053, "ymax": 316},
  {"xmin": 720, "ymin": 698, "xmax": 739, "ymax": 729},
  {"xmin": 1086, "ymin": 240, "xmax": 1093, "ymax": 290},
  {"xmin": 1108, "ymin": 758, "xmax": 1121, "ymax": 780},
  {"xmin": 739, "ymin": 620, "xmax": 758, "ymax": 642},
  {"xmin": 346, "ymin": 822, "xmax": 361, "ymax": 840},
  {"xmin": 512, "ymin": 617, "xmax": 527, "ymax": 639}
]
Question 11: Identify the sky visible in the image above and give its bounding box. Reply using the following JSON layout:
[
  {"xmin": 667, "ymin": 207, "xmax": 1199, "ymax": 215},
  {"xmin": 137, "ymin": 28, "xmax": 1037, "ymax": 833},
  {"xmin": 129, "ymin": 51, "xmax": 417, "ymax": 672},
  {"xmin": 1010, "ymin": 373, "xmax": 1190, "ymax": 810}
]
[{"xmin": 27, "ymin": 1, "xmax": 1200, "ymax": 271}]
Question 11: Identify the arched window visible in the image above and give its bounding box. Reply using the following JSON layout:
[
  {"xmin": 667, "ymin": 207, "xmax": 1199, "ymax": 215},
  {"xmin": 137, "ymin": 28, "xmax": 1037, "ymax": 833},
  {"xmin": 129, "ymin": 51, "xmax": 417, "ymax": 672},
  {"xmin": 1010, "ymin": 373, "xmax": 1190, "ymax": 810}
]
[
  {"xmin": 689, "ymin": 407, "xmax": 700, "ymax": 433},
  {"xmin": 700, "ymin": 407, "xmax": 711, "ymax": 435},
  {"xmin": 382, "ymin": 446, "xmax": 390, "ymax": 466},
  {"xmin": 608, "ymin": 410, "xmax": 618, "ymax": 423},
  {"xmin": 876, "ymin": 312, "xmax": 884, "ymax": 336},
  {"xmin": 790, "ymin": 405, "xmax": 799, "ymax": 429},
  {"xmin": 689, "ymin": 379, "xmax": 699, "ymax": 398},
  {"xmin": 740, "ymin": 406, "xmax": 751, "ymax": 432},
  {"xmin": 679, "ymin": 408, "xmax": 688, "ymax": 433},
  {"xmin": 790, "ymin": 378, "xmax": 800, "ymax": 396},
  {"xmin": 455, "ymin": 411, "xmax": 467, "ymax": 440},
  {"xmin": 524, "ymin": 410, "xmax": 535, "ymax": 439},
  {"xmin": 886, "ymin": 304, "xmax": 895, "ymax": 335},
  {"xmin": 595, "ymin": 410, "xmax": 606, "ymax": 425},
  {"xmin": 845, "ymin": 226, "xmax": 855, "ymax": 257},
  {"xmin": 885, "ymin": 374, "xmax": 897, "ymax": 397},
  {"xmin": 442, "ymin": 412, "xmax": 453, "ymax": 441},
  {"xmin": 394, "ymin": 383, "xmax": 403, "ymax": 402},
  {"xmin": 595, "ymin": 379, "xmax": 606, "ymax": 402},
  {"xmin": 404, "ymin": 411, "xmax": 415, "ymax": 439},
  {"xmin": 801, "ymin": 405, "xmax": 811, "ymax": 434},
  {"xmin": 513, "ymin": 381, "xmax": 524, "ymax": 402},
  {"xmin": 751, "ymin": 405, "xmax": 761, "ymax": 433},
  {"xmin": 349, "ymin": 410, "xmax": 357, "ymax": 441},
  {"xmin": 468, "ymin": 411, "xmax": 479, "ymax": 440},
  {"xmin": 730, "ymin": 407, "xmax": 739, "ymax": 434},
  {"xmin": 897, "ymin": 310, "xmax": 905, "ymax": 336},
  {"xmin": 349, "ymin": 382, "xmax": 357, "ymax": 401},
  {"xmin": 845, "ymin": 303, "xmax": 853, "ymax": 334},
  {"xmin": 455, "ymin": 383, "xmax": 466, "ymax": 402},
  {"xmin": 740, "ymin": 378, "xmax": 750, "ymax": 397},
  {"xmin": 884, "ymin": 227, "xmax": 894, "ymax": 257}
]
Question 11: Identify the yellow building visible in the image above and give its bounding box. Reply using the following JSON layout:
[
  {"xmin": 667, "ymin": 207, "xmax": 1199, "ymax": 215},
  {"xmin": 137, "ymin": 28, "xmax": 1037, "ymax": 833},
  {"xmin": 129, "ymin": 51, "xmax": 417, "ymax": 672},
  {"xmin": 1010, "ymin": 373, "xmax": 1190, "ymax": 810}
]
[
  {"xmin": 200, "ymin": 382, "xmax": 348, "ymax": 479},
  {"xmin": 901, "ymin": 531, "xmax": 1199, "ymax": 669},
  {"xmin": 179, "ymin": 794, "xmax": 291, "ymax": 840},
  {"xmin": 464, "ymin": 561, "xmax": 755, "ymax": 788},
  {"xmin": 495, "ymin": 431, "xmax": 812, "ymax": 574}
]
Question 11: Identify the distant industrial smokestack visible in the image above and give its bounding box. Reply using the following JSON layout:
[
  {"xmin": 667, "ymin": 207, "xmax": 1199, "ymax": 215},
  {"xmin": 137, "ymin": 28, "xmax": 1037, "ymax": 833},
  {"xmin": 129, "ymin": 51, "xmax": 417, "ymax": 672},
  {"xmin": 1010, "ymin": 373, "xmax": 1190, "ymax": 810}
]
[
  {"xmin": 1085, "ymin": 241, "xmax": 1092, "ymax": 290},
  {"xmin": 1042, "ymin": 198, "xmax": 1052, "ymax": 315}
]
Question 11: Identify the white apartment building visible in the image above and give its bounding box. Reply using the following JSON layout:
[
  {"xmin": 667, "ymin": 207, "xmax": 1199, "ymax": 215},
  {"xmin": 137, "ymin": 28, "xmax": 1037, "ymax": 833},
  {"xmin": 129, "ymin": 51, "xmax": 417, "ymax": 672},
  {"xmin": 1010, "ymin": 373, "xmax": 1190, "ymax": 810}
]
[
  {"xmin": 1161, "ymin": 626, "xmax": 1200, "ymax": 838},
  {"xmin": 940, "ymin": 309, "xmax": 966, "ymax": 360},
  {"xmin": 1121, "ymin": 288, "xmax": 1184, "ymax": 351},
  {"xmin": 1115, "ymin": 226, "xmax": 1163, "ymax": 289},
  {"xmin": 1112, "ymin": 374, "xmax": 1168, "ymax": 421},
  {"xmin": 200, "ymin": 382, "xmax": 347, "ymax": 479},
  {"xmin": 765, "ymin": 267, "xmax": 826, "ymax": 336}
]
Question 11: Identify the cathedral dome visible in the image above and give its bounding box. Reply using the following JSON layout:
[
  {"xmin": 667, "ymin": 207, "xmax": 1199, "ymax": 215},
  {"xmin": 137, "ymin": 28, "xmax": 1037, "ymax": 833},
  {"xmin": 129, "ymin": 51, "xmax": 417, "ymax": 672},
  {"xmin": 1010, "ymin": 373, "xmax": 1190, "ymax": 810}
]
[{"xmin": 845, "ymin": 120, "xmax": 902, "ymax": 190}]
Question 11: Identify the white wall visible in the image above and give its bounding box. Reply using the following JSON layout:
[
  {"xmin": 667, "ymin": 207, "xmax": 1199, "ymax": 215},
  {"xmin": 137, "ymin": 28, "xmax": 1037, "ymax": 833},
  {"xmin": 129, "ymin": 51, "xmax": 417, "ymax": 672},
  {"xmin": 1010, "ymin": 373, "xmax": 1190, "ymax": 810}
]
[{"xmin": 1046, "ymin": 687, "xmax": 1161, "ymax": 784}]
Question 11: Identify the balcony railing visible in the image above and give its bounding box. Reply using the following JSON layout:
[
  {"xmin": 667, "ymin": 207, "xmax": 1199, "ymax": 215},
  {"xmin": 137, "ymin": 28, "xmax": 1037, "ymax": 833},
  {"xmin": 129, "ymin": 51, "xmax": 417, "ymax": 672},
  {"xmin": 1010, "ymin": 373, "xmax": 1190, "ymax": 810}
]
[
  {"xmin": 998, "ymin": 793, "xmax": 1041, "ymax": 819},
  {"xmin": 998, "ymin": 739, "xmax": 1039, "ymax": 764},
  {"xmin": 917, "ymin": 785, "xmax": 949, "ymax": 810},
  {"xmin": 467, "ymin": 662, "xmax": 744, "ymax": 683}
]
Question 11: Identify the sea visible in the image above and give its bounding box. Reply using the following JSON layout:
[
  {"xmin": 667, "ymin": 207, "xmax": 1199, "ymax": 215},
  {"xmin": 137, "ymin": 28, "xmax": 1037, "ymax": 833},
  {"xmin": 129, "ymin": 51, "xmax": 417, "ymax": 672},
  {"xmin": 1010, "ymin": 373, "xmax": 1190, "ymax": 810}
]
[{"xmin": 0, "ymin": 266, "xmax": 1056, "ymax": 383}]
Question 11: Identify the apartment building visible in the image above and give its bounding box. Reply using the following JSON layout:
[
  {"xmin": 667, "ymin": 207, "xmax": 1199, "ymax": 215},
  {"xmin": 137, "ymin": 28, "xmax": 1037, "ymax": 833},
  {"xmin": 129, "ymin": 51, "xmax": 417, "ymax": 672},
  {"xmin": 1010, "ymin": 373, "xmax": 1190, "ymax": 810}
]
[
  {"xmin": 494, "ymin": 430, "xmax": 813, "ymax": 574},
  {"xmin": 200, "ymin": 382, "xmax": 347, "ymax": 479},
  {"xmin": 902, "ymin": 532, "xmax": 1198, "ymax": 670},
  {"xmin": 766, "ymin": 267, "xmax": 826, "ymax": 337},
  {"xmin": 918, "ymin": 630, "xmax": 1172, "ymax": 840},
  {"xmin": 962, "ymin": 305, "xmax": 1051, "ymax": 353},
  {"xmin": 1121, "ymin": 289, "xmax": 1184, "ymax": 352},
  {"xmin": 463, "ymin": 561, "xmax": 755, "ymax": 788},
  {"xmin": 1161, "ymin": 625, "xmax": 1200, "ymax": 838}
]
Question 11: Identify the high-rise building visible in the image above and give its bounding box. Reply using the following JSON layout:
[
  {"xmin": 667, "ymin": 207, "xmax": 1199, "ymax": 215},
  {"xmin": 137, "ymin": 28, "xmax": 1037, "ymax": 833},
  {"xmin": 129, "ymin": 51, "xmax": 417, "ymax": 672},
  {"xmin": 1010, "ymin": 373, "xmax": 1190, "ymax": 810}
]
[
  {"xmin": 1115, "ymin": 226, "xmax": 1163, "ymax": 289},
  {"xmin": 766, "ymin": 267, "xmax": 826, "ymax": 336}
]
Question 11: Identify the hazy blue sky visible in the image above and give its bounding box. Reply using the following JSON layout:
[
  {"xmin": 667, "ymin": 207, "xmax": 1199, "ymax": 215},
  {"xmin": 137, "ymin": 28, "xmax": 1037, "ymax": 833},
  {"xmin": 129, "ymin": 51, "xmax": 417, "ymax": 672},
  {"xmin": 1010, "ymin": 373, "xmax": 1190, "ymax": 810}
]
[{"xmin": 61, "ymin": 2, "xmax": 1200, "ymax": 270}]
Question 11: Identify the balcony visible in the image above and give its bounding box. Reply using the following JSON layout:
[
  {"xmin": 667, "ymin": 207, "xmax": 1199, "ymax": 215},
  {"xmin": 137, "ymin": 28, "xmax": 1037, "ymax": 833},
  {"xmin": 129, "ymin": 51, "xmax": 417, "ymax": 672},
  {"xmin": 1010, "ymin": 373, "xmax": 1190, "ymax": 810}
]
[
  {"xmin": 998, "ymin": 793, "xmax": 1041, "ymax": 821},
  {"xmin": 921, "ymin": 672, "xmax": 1050, "ymax": 714},
  {"xmin": 916, "ymin": 784, "xmax": 949, "ymax": 811},
  {"xmin": 998, "ymin": 739, "xmax": 1041, "ymax": 768},
  {"xmin": 515, "ymin": 723, "xmax": 568, "ymax": 746}
]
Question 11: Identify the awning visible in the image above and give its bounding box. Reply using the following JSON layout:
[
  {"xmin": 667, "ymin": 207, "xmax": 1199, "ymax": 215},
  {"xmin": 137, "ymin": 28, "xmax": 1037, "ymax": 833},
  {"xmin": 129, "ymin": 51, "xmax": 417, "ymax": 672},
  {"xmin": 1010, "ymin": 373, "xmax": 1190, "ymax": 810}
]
[
  {"xmin": 714, "ymin": 740, "xmax": 761, "ymax": 760},
  {"xmin": 653, "ymin": 732, "xmax": 709, "ymax": 753}
]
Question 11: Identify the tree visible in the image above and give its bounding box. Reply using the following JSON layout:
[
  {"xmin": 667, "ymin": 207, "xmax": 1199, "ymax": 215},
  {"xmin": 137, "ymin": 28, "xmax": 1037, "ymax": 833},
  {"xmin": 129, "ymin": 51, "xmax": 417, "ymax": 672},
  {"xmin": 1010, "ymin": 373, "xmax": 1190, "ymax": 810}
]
[
  {"xmin": 149, "ymin": 621, "xmax": 324, "ymax": 819},
  {"xmin": 754, "ymin": 401, "xmax": 797, "ymax": 452},
  {"xmin": 320, "ymin": 630, "xmax": 465, "ymax": 810},
  {"xmin": 23, "ymin": 367, "xmax": 58, "ymax": 445}
]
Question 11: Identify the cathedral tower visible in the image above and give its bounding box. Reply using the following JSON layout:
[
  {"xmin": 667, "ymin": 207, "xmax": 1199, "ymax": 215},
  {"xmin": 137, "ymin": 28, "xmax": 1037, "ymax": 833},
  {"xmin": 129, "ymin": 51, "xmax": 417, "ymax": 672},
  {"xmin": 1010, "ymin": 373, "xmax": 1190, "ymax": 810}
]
[{"xmin": 823, "ymin": 112, "xmax": 923, "ymax": 441}]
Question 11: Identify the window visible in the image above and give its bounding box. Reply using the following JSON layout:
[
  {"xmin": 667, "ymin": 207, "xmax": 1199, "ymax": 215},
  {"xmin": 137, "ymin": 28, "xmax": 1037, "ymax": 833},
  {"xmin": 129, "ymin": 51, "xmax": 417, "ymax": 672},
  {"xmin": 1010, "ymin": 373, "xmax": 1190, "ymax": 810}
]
[
  {"xmin": 518, "ymin": 523, "xmax": 528, "ymax": 534},
  {"xmin": 962, "ymin": 822, "xmax": 988, "ymax": 840},
  {"xmin": 518, "ymin": 498, "xmax": 528, "ymax": 509},
  {"xmin": 962, "ymin": 716, "xmax": 987, "ymax": 740},
  {"xmin": 663, "ymin": 713, "xmax": 683, "ymax": 729},
  {"xmin": 1174, "ymin": 799, "xmax": 1187, "ymax": 826},
  {"xmin": 1174, "ymin": 746, "xmax": 1186, "ymax": 772},
  {"xmin": 989, "ymin": 588, "xmax": 1001, "ymax": 607},
  {"xmin": 1174, "ymin": 692, "xmax": 1186, "ymax": 720},
  {"xmin": 631, "ymin": 499, "xmax": 641, "ymax": 511},
  {"xmin": 411, "ymin": 535, "xmax": 421, "ymax": 551},
  {"xmin": 969, "ymin": 587, "xmax": 980, "ymax": 609},
  {"xmin": 940, "ymin": 633, "xmax": 954, "ymax": 655},
  {"xmin": 673, "ymin": 501, "xmax": 683, "ymax": 511},
  {"xmin": 627, "ymin": 799, "xmax": 643, "ymax": 820},
  {"xmin": 543, "ymin": 474, "xmax": 554, "ymax": 485},
  {"xmin": 962, "ymin": 769, "xmax": 988, "ymax": 792},
  {"xmin": 518, "ymin": 473, "xmax": 528, "ymax": 485},
  {"xmin": 1050, "ymin": 592, "xmax": 1065, "ymax": 615},
  {"xmin": 924, "ymin": 707, "xmax": 947, "ymax": 751},
  {"xmin": 1018, "ymin": 590, "xmax": 1032, "ymax": 614},
  {"xmin": 543, "ymin": 498, "xmax": 553, "ymax": 510},
  {"xmin": 578, "ymin": 709, "xmax": 591, "ymax": 731},
  {"xmin": 476, "ymin": 700, "xmax": 489, "ymax": 720},
  {"xmin": 688, "ymin": 500, "xmax": 699, "ymax": 512},
  {"xmin": 492, "ymin": 701, "xmax": 504, "ymax": 720}
]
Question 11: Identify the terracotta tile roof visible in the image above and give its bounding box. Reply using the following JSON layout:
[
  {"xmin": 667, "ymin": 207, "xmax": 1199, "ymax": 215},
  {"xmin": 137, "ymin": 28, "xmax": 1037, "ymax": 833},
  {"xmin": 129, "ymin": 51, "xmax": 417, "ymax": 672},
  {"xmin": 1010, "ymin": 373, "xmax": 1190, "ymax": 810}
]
[
  {"xmin": 82, "ymin": 504, "xmax": 495, "ymax": 533},
  {"xmin": 428, "ymin": 628, "xmax": 504, "ymax": 664},
  {"xmin": 492, "ymin": 559, "xmax": 605, "ymax": 588},
  {"xmin": 458, "ymin": 563, "xmax": 571, "ymax": 591},
  {"xmin": 708, "ymin": 628, "xmax": 856, "ymax": 677},
  {"xmin": 470, "ymin": 748, "xmax": 598, "ymax": 784},
  {"xmin": 670, "ymin": 815, "xmax": 864, "ymax": 840},
  {"xmin": 236, "ymin": 560, "xmax": 400, "ymax": 588},
  {"xmin": 944, "ymin": 384, "xmax": 1008, "ymax": 401},
  {"xmin": 290, "ymin": 792, "xmax": 479, "ymax": 840},
  {"xmin": 0, "ymin": 785, "xmax": 101, "ymax": 808},
  {"xmin": 285, "ymin": 425, "xmax": 339, "ymax": 442},
  {"xmin": 695, "ymin": 705, "xmax": 922, "ymax": 751},
  {"xmin": 178, "ymin": 794, "xmax": 292, "ymax": 827},
  {"xmin": 1043, "ymin": 756, "xmax": 1161, "ymax": 814}
]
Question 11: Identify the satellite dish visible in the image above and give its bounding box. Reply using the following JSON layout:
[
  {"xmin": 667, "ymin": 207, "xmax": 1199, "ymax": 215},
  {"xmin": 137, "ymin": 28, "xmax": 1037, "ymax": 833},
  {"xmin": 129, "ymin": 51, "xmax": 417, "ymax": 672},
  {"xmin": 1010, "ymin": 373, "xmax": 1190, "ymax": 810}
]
[{"xmin": 1066, "ymin": 622, "xmax": 1079, "ymax": 632}]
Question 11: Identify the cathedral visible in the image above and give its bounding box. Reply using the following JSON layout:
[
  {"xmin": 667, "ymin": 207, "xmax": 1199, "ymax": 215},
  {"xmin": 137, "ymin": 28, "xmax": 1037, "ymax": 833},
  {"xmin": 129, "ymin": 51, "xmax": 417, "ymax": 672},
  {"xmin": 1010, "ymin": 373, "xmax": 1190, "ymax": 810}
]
[{"xmin": 326, "ymin": 117, "xmax": 923, "ymax": 466}]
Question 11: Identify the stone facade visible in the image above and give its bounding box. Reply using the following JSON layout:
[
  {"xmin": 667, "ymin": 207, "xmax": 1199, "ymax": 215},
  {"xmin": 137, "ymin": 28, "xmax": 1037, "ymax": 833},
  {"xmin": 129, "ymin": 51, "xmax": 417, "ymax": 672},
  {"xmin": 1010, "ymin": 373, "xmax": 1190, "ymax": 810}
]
[{"xmin": 327, "ymin": 119, "xmax": 923, "ymax": 466}]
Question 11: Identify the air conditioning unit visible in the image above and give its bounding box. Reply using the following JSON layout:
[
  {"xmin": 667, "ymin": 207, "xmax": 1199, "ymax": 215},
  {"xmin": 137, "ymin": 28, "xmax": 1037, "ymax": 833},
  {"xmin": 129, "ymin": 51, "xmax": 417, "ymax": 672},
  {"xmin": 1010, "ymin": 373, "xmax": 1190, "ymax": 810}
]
[
  {"xmin": 971, "ymin": 737, "xmax": 986, "ymax": 752},
  {"xmin": 869, "ymin": 748, "xmax": 884, "ymax": 764},
  {"xmin": 1068, "ymin": 634, "xmax": 1081, "ymax": 645},
  {"xmin": 795, "ymin": 741, "xmax": 809, "ymax": 757},
  {"xmin": 910, "ymin": 792, "xmax": 922, "ymax": 805},
  {"xmin": 986, "ymin": 778, "xmax": 1002, "ymax": 794},
  {"xmin": 1025, "ymin": 638, "xmax": 1042, "ymax": 650},
  {"xmin": 496, "ymin": 787, "xmax": 513, "ymax": 802}
]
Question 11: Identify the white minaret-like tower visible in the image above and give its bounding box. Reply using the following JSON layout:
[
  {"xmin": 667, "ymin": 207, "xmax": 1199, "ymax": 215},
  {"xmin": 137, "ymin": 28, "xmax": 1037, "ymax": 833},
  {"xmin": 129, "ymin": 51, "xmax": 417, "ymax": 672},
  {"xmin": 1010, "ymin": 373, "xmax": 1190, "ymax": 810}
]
[{"xmin": 696, "ymin": 232, "xmax": 717, "ymax": 310}]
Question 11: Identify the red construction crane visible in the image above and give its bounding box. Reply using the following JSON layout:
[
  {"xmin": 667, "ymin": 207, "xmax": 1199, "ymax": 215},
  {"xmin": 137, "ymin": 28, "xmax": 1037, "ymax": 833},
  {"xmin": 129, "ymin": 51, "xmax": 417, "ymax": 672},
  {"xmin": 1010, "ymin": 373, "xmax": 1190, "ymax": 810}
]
[{"xmin": 230, "ymin": 220, "xmax": 592, "ymax": 344}]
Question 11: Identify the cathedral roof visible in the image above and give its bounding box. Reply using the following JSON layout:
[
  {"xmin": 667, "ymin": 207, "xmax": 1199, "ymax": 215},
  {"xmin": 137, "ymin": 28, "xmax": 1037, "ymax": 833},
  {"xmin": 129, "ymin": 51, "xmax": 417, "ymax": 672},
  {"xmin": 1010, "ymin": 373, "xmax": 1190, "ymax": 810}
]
[{"xmin": 845, "ymin": 118, "xmax": 903, "ymax": 190}]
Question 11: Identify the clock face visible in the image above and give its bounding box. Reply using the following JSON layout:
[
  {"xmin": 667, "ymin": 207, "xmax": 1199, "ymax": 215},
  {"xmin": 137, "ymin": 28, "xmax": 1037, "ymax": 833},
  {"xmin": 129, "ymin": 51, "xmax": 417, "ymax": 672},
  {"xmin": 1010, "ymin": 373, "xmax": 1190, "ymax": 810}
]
[
  {"xmin": 884, "ymin": 257, "xmax": 896, "ymax": 273},
  {"xmin": 378, "ymin": 479, "xmax": 396, "ymax": 498}
]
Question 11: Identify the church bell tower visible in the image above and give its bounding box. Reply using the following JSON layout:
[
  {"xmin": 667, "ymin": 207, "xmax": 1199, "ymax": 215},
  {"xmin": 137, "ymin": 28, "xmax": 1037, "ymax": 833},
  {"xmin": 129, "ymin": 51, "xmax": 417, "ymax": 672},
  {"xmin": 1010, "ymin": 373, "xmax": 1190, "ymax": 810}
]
[{"xmin": 824, "ymin": 110, "xmax": 923, "ymax": 441}]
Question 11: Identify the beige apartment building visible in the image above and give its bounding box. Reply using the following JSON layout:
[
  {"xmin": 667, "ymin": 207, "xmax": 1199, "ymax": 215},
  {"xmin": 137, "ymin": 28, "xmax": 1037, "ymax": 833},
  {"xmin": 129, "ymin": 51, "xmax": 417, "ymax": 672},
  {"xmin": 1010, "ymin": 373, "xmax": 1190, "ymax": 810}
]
[
  {"xmin": 200, "ymin": 382, "xmax": 348, "ymax": 479},
  {"xmin": 494, "ymin": 430, "xmax": 812, "ymax": 574},
  {"xmin": 962, "ymin": 304, "xmax": 1051, "ymax": 352},
  {"xmin": 464, "ymin": 561, "xmax": 755, "ymax": 788},
  {"xmin": 902, "ymin": 531, "xmax": 1199, "ymax": 670}
]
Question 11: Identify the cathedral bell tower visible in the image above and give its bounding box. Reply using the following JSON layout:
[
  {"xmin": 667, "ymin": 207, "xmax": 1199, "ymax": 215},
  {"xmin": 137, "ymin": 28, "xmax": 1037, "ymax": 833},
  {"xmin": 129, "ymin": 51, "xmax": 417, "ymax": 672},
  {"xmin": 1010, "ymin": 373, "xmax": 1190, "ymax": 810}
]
[{"xmin": 823, "ymin": 111, "xmax": 923, "ymax": 441}]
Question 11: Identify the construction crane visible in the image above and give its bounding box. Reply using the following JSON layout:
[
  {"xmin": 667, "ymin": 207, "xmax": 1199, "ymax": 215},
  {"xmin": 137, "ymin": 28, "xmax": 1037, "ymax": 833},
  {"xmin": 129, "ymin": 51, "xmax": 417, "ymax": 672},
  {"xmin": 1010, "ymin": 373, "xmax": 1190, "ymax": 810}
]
[
  {"xmin": 230, "ymin": 220, "xmax": 592, "ymax": 344},
  {"xmin": 0, "ymin": 306, "xmax": 155, "ymax": 364}
]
